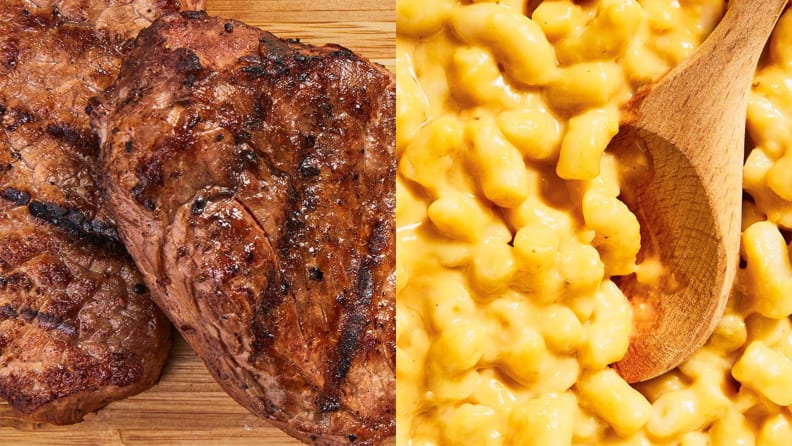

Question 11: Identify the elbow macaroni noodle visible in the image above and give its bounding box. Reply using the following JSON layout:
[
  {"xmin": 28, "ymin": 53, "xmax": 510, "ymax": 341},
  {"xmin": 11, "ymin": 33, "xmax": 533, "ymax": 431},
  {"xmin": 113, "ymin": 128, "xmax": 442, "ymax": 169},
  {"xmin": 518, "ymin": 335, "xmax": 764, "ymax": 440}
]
[{"xmin": 397, "ymin": 0, "xmax": 792, "ymax": 444}]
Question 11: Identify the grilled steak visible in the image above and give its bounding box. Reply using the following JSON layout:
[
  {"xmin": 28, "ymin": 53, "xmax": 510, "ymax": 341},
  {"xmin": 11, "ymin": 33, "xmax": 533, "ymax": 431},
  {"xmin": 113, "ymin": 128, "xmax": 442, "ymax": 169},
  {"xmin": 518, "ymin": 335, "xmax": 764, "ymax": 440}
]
[
  {"xmin": 0, "ymin": 0, "xmax": 202, "ymax": 424},
  {"xmin": 90, "ymin": 12, "xmax": 395, "ymax": 445}
]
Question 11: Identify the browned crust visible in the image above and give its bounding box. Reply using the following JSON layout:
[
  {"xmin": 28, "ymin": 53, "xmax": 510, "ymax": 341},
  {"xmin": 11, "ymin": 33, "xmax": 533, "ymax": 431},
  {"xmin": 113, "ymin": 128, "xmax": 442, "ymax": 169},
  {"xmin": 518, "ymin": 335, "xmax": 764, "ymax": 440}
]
[
  {"xmin": 92, "ymin": 12, "xmax": 395, "ymax": 445},
  {"xmin": 0, "ymin": 0, "xmax": 198, "ymax": 424}
]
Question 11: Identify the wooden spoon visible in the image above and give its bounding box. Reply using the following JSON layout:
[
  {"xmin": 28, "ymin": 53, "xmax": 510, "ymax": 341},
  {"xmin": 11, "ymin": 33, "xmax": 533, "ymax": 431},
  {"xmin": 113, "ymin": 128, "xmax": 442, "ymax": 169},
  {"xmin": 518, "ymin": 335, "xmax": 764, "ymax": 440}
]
[{"xmin": 609, "ymin": 0, "xmax": 787, "ymax": 383}]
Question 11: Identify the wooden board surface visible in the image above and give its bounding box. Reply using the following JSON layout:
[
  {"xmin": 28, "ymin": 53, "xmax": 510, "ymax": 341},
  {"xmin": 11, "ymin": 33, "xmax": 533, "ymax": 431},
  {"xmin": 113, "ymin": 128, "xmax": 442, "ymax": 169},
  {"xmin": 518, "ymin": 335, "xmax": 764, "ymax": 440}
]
[{"xmin": 0, "ymin": 0, "xmax": 395, "ymax": 444}]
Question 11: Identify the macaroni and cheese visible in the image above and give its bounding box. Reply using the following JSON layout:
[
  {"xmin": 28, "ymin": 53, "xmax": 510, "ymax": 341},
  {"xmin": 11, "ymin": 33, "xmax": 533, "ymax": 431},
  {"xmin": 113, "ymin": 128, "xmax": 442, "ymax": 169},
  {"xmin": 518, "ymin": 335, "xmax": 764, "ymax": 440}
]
[{"xmin": 397, "ymin": 0, "xmax": 792, "ymax": 444}]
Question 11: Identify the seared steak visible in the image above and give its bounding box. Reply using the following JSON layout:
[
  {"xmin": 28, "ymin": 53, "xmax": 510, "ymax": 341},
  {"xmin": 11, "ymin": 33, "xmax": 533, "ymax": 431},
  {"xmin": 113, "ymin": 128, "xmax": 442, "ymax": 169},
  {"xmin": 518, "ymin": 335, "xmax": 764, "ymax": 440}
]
[
  {"xmin": 91, "ymin": 12, "xmax": 395, "ymax": 445},
  {"xmin": 0, "ymin": 0, "xmax": 202, "ymax": 424}
]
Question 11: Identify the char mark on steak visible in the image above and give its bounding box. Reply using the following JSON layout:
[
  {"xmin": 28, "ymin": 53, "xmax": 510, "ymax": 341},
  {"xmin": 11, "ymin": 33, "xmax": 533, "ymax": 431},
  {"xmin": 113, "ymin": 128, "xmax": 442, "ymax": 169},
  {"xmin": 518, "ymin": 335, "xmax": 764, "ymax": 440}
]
[
  {"xmin": 0, "ymin": 0, "xmax": 205, "ymax": 425},
  {"xmin": 91, "ymin": 12, "xmax": 395, "ymax": 445}
]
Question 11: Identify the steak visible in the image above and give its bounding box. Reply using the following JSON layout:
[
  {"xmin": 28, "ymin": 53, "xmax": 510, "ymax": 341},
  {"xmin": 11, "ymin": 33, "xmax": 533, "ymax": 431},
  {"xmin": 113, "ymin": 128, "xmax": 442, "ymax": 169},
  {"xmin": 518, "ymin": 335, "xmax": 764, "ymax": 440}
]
[
  {"xmin": 0, "ymin": 0, "xmax": 202, "ymax": 424},
  {"xmin": 90, "ymin": 12, "xmax": 395, "ymax": 445}
]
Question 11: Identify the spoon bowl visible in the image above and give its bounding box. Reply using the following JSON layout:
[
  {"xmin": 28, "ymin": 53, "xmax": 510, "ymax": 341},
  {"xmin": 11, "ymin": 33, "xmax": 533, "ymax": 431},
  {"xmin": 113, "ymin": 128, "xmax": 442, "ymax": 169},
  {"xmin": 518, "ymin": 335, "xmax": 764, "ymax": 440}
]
[{"xmin": 610, "ymin": 0, "xmax": 788, "ymax": 383}]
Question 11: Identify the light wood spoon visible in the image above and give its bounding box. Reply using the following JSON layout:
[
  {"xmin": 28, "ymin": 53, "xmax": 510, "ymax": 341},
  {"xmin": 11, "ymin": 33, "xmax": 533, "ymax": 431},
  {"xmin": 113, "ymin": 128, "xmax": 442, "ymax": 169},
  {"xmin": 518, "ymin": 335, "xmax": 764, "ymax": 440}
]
[{"xmin": 609, "ymin": 0, "xmax": 787, "ymax": 383}]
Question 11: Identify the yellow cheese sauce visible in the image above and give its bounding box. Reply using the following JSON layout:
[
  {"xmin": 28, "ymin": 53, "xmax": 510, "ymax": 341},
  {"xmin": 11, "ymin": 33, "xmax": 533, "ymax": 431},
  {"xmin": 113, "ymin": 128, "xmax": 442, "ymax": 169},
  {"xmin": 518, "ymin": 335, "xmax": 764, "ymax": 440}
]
[{"xmin": 397, "ymin": 1, "xmax": 792, "ymax": 444}]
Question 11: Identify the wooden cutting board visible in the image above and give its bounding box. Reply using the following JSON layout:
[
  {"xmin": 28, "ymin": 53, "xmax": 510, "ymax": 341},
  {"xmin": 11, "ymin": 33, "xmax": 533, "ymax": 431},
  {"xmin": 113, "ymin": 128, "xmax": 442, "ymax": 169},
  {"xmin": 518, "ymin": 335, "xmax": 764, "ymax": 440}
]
[{"xmin": 0, "ymin": 1, "xmax": 394, "ymax": 444}]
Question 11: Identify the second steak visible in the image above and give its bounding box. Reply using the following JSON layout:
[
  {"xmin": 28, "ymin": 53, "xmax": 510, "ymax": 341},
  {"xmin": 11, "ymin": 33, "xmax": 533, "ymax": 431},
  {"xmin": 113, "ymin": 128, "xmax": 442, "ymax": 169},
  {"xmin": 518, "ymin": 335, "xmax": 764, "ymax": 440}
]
[{"xmin": 90, "ymin": 11, "xmax": 395, "ymax": 446}]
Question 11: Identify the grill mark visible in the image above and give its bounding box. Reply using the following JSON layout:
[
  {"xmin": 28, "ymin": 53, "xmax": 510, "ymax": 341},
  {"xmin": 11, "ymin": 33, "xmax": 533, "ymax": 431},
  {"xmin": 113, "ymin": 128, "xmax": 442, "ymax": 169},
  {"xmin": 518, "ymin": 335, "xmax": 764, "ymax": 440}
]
[
  {"xmin": 317, "ymin": 310, "xmax": 366, "ymax": 413},
  {"xmin": 0, "ymin": 303, "xmax": 17, "ymax": 319},
  {"xmin": 27, "ymin": 200, "xmax": 123, "ymax": 250},
  {"xmin": 278, "ymin": 181, "xmax": 304, "ymax": 260},
  {"xmin": 46, "ymin": 123, "xmax": 100, "ymax": 156},
  {"xmin": 334, "ymin": 311, "xmax": 365, "ymax": 381},
  {"xmin": 19, "ymin": 307, "xmax": 37, "ymax": 321},
  {"xmin": 316, "ymin": 257, "xmax": 379, "ymax": 413},
  {"xmin": 0, "ymin": 187, "xmax": 31, "ymax": 205},
  {"xmin": 367, "ymin": 218, "xmax": 391, "ymax": 258},
  {"xmin": 35, "ymin": 311, "xmax": 62, "ymax": 330},
  {"xmin": 264, "ymin": 177, "xmax": 311, "ymax": 352},
  {"xmin": 249, "ymin": 261, "xmax": 286, "ymax": 357},
  {"xmin": 258, "ymin": 61, "xmax": 388, "ymax": 413},
  {"xmin": 354, "ymin": 262, "xmax": 374, "ymax": 307},
  {"xmin": 315, "ymin": 203, "xmax": 388, "ymax": 412}
]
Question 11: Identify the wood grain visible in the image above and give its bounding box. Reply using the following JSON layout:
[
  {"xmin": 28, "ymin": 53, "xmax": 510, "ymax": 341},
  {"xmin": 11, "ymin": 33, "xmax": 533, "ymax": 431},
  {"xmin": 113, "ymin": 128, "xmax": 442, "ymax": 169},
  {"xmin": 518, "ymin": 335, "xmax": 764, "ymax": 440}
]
[
  {"xmin": 0, "ymin": 0, "xmax": 395, "ymax": 444},
  {"xmin": 2, "ymin": 335, "xmax": 307, "ymax": 445},
  {"xmin": 206, "ymin": 0, "xmax": 395, "ymax": 70}
]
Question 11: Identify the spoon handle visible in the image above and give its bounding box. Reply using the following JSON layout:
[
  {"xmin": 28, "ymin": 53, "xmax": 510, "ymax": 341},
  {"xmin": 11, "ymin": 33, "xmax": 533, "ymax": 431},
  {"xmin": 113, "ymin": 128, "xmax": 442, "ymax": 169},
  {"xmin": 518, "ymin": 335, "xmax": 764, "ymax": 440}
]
[
  {"xmin": 637, "ymin": 0, "xmax": 787, "ymax": 150},
  {"xmin": 703, "ymin": 0, "xmax": 788, "ymax": 73}
]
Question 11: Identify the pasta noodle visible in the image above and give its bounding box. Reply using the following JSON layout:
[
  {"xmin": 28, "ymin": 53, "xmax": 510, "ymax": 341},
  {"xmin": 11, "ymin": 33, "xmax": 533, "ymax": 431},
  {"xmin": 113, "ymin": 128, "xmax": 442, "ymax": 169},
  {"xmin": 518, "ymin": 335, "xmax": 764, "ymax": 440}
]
[{"xmin": 396, "ymin": 0, "xmax": 792, "ymax": 444}]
